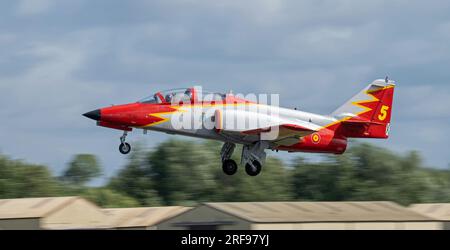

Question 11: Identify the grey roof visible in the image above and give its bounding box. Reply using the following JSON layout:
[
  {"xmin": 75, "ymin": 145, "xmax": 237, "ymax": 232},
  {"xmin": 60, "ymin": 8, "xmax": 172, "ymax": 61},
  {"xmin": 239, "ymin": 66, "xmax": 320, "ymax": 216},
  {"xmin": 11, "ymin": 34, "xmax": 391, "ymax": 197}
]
[
  {"xmin": 409, "ymin": 203, "xmax": 450, "ymax": 221},
  {"xmin": 0, "ymin": 196, "xmax": 78, "ymax": 219},
  {"xmin": 104, "ymin": 206, "xmax": 192, "ymax": 228},
  {"xmin": 204, "ymin": 201, "xmax": 435, "ymax": 223}
]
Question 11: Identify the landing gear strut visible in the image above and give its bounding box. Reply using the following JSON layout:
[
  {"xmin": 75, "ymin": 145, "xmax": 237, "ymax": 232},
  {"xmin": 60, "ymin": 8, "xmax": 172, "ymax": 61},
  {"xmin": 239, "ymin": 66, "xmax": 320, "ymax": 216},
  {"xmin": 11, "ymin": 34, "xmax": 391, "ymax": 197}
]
[
  {"xmin": 221, "ymin": 142, "xmax": 237, "ymax": 175},
  {"xmin": 241, "ymin": 141, "xmax": 268, "ymax": 176},
  {"xmin": 119, "ymin": 131, "xmax": 131, "ymax": 154}
]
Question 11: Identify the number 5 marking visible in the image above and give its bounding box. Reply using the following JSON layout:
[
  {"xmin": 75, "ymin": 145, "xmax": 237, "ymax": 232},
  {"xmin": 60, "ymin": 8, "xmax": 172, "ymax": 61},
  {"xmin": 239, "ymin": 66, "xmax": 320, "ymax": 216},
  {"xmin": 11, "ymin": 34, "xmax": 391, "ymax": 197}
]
[{"xmin": 378, "ymin": 105, "xmax": 389, "ymax": 121}]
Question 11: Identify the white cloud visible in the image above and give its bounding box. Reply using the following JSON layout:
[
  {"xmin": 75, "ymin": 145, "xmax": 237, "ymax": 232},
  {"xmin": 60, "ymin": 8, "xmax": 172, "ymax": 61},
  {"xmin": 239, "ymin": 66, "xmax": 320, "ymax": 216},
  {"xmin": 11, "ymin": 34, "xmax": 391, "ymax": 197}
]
[
  {"xmin": 397, "ymin": 85, "xmax": 450, "ymax": 119},
  {"xmin": 1, "ymin": 0, "xmax": 450, "ymax": 178}
]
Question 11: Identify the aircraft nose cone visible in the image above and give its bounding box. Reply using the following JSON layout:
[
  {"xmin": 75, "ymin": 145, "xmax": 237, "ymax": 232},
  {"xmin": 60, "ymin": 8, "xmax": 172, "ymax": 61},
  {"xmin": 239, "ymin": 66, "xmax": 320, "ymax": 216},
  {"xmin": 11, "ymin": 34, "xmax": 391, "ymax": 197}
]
[{"xmin": 83, "ymin": 109, "xmax": 101, "ymax": 121}]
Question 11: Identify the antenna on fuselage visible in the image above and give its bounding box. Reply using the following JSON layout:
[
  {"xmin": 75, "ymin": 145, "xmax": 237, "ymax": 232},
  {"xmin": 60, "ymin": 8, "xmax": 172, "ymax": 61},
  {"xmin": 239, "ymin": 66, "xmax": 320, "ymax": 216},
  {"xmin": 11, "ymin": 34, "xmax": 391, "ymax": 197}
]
[{"xmin": 385, "ymin": 76, "xmax": 389, "ymax": 83}]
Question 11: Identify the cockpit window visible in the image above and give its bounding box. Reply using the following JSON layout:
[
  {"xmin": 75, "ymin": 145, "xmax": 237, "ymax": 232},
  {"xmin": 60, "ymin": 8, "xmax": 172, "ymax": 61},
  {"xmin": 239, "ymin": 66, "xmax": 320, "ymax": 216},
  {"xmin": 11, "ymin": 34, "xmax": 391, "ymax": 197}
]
[
  {"xmin": 202, "ymin": 92, "xmax": 226, "ymax": 102},
  {"xmin": 139, "ymin": 87, "xmax": 226, "ymax": 104},
  {"xmin": 138, "ymin": 94, "xmax": 159, "ymax": 104},
  {"xmin": 159, "ymin": 88, "xmax": 193, "ymax": 103}
]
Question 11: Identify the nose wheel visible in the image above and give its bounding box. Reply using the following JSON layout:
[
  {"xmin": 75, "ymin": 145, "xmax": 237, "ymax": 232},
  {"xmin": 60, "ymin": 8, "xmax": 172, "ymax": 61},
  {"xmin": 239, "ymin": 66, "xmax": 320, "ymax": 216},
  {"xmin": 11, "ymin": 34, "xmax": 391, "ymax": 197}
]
[
  {"xmin": 119, "ymin": 142, "xmax": 131, "ymax": 154},
  {"xmin": 119, "ymin": 131, "xmax": 131, "ymax": 155}
]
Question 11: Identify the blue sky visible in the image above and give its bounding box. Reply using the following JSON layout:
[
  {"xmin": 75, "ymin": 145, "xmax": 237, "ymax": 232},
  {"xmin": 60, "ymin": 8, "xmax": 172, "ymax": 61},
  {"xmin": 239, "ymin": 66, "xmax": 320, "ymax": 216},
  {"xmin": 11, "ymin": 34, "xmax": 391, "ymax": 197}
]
[{"xmin": 1, "ymin": 0, "xmax": 449, "ymax": 184}]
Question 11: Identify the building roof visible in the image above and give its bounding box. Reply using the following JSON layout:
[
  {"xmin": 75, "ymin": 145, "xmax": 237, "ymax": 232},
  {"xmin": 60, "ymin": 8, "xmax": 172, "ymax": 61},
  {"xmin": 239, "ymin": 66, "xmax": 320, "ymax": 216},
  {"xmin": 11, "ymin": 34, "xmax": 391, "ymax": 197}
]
[
  {"xmin": 204, "ymin": 201, "xmax": 435, "ymax": 223},
  {"xmin": 104, "ymin": 206, "xmax": 191, "ymax": 228},
  {"xmin": 0, "ymin": 196, "xmax": 79, "ymax": 219},
  {"xmin": 409, "ymin": 203, "xmax": 450, "ymax": 221}
]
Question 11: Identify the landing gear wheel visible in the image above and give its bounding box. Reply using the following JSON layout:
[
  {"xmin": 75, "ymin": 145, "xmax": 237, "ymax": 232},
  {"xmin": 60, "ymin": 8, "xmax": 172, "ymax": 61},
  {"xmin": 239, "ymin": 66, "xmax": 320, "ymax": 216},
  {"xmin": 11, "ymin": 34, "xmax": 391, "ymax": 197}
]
[
  {"xmin": 119, "ymin": 142, "xmax": 131, "ymax": 154},
  {"xmin": 222, "ymin": 159, "xmax": 238, "ymax": 175},
  {"xmin": 245, "ymin": 160, "xmax": 262, "ymax": 176}
]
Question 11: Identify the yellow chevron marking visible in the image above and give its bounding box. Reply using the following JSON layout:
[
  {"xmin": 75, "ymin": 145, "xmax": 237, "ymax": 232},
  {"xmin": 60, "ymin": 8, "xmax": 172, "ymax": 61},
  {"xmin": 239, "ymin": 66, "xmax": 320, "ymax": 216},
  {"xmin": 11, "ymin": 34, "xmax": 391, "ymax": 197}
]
[
  {"xmin": 141, "ymin": 102, "xmax": 253, "ymax": 128},
  {"xmin": 350, "ymin": 90, "xmax": 379, "ymax": 117},
  {"xmin": 321, "ymin": 85, "xmax": 393, "ymax": 130}
]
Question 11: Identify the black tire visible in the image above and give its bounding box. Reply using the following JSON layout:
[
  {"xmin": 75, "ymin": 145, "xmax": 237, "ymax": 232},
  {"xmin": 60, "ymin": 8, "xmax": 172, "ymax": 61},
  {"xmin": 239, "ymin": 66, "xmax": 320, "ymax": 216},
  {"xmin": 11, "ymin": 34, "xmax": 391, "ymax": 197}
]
[
  {"xmin": 245, "ymin": 160, "xmax": 262, "ymax": 176},
  {"xmin": 222, "ymin": 159, "xmax": 238, "ymax": 175},
  {"xmin": 119, "ymin": 142, "xmax": 131, "ymax": 154}
]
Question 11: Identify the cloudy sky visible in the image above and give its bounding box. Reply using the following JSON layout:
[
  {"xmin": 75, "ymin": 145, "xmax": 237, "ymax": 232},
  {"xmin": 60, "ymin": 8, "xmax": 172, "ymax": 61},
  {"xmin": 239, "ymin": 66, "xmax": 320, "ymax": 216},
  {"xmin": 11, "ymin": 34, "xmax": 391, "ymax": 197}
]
[{"xmin": 1, "ymin": 0, "xmax": 449, "ymax": 183}]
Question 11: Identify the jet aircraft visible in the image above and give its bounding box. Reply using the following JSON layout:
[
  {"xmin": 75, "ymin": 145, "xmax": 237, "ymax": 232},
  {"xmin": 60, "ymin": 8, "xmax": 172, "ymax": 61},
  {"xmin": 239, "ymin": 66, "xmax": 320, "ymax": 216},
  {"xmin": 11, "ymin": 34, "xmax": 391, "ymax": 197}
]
[{"xmin": 84, "ymin": 78, "xmax": 395, "ymax": 176}]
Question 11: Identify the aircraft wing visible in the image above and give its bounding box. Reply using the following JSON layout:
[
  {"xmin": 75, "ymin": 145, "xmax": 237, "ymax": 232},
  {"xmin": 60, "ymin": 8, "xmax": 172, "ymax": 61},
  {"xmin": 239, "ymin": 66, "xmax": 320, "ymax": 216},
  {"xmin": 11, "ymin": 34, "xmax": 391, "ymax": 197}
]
[
  {"xmin": 214, "ymin": 110, "xmax": 320, "ymax": 146},
  {"xmin": 241, "ymin": 123, "xmax": 318, "ymax": 146}
]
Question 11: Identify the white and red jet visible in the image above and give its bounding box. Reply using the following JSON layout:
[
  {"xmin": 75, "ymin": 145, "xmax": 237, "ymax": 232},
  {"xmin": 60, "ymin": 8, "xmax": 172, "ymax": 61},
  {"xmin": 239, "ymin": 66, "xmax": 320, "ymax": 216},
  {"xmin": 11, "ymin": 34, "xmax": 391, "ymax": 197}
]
[{"xmin": 84, "ymin": 78, "xmax": 395, "ymax": 176}]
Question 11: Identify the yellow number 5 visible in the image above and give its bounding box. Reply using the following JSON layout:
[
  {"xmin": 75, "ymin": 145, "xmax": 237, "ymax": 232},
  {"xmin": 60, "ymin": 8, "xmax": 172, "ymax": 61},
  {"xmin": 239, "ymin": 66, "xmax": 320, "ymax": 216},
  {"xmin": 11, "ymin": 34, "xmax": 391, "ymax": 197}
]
[{"xmin": 378, "ymin": 105, "xmax": 389, "ymax": 121}]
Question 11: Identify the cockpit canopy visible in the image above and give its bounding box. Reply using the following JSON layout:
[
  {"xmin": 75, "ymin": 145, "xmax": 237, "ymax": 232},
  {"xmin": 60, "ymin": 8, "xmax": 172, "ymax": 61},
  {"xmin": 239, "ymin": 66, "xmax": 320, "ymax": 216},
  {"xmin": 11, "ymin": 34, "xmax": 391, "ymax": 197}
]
[{"xmin": 138, "ymin": 87, "xmax": 226, "ymax": 104}]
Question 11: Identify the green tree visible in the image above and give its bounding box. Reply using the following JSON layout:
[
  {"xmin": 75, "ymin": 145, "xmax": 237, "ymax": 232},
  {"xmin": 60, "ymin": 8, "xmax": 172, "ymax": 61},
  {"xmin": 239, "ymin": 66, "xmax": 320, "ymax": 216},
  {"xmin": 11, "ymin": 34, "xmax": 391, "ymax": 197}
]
[
  {"xmin": 5, "ymin": 139, "xmax": 450, "ymax": 208},
  {"xmin": 109, "ymin": 139, "xmax": 293, "ymax": 206},
  {"xmin": 146, "ymin": 139, "xmax": 220, "ymax": 206},
  {"xmin": 291, "ymin": 143, "xmax": 450, "ymax": 205},
  {"xmin": 62, "ymin": 154, "xmax": 102, "ymax": 185},
  {"xmin": 211, "ymin": 156, "xmax": 293, "ymax": 202},
  {"xmin": 108, "ymin": 146, "xmax": 163, "ymax": 206},
  {"xmin": 81, "ymin": 188, "xmax": 140, "ymax": 208},
  {"xmin": 0, "ymin": 155, "xmax": 63, "ymax": 198},
  {"xmin": 292, "ymin": 158, "xmax": 345, "ymax": 201}
]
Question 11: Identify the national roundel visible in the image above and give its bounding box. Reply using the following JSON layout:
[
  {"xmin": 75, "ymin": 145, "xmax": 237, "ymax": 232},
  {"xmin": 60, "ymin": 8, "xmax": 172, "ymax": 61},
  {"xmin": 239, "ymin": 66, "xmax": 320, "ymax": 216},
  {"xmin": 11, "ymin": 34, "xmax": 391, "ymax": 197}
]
[{"xmin": 311, "ymin": 133, "xmax": 321, "ymax": 144}]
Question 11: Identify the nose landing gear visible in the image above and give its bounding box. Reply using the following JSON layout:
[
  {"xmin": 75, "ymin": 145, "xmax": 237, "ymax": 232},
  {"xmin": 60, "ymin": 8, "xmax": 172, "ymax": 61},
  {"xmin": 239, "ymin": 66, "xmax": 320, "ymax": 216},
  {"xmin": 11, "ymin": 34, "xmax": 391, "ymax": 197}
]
[{"xmin": 119, "ymin": 131, "xmax": 131, "ymax": 154}]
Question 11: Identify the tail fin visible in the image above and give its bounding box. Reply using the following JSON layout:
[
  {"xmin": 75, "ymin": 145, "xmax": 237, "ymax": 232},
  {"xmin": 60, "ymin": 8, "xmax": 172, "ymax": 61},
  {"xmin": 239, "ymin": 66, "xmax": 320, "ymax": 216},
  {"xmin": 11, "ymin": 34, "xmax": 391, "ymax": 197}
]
[{"xmin": 332, "ymin": 79, "xmax": 395, "ymax": 139}]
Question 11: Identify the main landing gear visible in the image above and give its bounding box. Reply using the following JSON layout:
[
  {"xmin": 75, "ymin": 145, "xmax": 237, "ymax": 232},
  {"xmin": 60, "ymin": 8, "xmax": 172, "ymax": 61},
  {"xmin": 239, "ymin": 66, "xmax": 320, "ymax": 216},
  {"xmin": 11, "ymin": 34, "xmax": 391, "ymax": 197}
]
[
  {"xmin": 221, "ymin": 142, "xmax": 237, "ymax": 175},
  {"xmin": 119, "ymin": 131, "xmax": 131, "ymax": 154},
  {"xmin": 220, "ymin": 141, "xmax": 267, "ymax": 176},
  {"xmin": 244, "ymin": 160, "xmax": 262, "ymax": 177},
  {"xmin": 241, "ymin": 141, "xmax": 267, "ymax": 176}
]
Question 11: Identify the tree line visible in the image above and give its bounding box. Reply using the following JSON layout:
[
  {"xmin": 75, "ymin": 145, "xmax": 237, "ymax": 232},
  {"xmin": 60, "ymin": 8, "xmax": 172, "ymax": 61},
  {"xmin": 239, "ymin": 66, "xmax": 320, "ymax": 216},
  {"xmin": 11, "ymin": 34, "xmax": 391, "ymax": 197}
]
[{"xmin": 1, "ymin": 139, "xmax": 450, "ymax": 207}]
